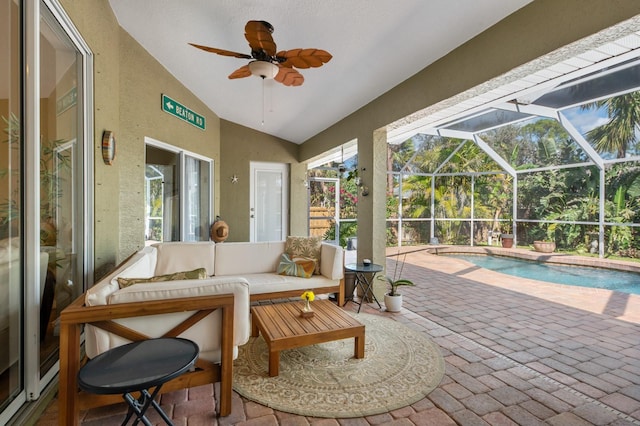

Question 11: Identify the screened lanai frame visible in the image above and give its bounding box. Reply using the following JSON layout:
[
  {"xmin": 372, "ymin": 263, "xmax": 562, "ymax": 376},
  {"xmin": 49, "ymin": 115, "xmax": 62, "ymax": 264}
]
[
  {"xmin": 306, "ymin": 42, "xmax": 640, "ymax": 258},
  {"xmin": 387, "ymin": 53, "xmax": 640, "ymax": 258}
]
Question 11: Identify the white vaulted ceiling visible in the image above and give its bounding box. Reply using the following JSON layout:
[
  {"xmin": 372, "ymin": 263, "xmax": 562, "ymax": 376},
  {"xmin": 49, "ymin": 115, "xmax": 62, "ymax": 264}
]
[{"xmin": 108, "ymin": 0, "xmax": 533, "ymax": 144}]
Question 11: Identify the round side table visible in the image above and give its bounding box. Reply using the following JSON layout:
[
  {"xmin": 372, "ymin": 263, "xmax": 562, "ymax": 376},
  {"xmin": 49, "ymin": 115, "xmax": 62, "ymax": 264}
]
[
  {"xmin": 345, "ymin": 262, "xmax": 383, "ymax": 313},
  {"xmin": 78, "ymin": 337, "xmax": 199, "ymax": 426}
]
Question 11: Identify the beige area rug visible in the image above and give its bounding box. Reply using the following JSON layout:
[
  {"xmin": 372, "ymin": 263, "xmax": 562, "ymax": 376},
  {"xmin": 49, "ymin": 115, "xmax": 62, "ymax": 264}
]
[{"xmin": 233, "ymin": 313, "xmax": 445, "ymax": 418}]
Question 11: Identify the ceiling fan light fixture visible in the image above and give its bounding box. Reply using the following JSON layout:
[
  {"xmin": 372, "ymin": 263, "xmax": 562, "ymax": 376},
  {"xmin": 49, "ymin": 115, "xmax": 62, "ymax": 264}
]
[
  {"xmin": 189, "ymin": 20, "xmax": 331, "ymax": 86},
  {"xmin": 249, "ymin": 60, "xmax": 279, "ymax": 79}
]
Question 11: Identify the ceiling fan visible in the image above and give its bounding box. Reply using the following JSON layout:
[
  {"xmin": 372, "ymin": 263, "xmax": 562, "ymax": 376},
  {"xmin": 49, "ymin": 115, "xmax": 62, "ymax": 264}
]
[{"xmin": 189, "ymin": 20, "xmax": 332, "ymax": 86}]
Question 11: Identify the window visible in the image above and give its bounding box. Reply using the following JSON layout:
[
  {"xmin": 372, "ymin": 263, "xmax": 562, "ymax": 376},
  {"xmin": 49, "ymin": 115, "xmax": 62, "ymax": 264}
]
[{"xmin": 144, "ymin": 140, "xmax": 212, "ymax": 243}]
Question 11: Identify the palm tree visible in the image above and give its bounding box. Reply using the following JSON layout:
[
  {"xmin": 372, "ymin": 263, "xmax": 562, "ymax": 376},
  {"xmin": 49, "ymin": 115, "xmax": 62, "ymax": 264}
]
[{"xmin": 582, "ymin": 92, "xmax": 640, "ymax": 158}]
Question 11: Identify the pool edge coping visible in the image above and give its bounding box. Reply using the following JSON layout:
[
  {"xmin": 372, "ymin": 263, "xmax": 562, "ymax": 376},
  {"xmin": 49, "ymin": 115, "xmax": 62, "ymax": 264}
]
[{"xmin": 385, "ymin": 245, "xmax": 640, "ymax": 274}]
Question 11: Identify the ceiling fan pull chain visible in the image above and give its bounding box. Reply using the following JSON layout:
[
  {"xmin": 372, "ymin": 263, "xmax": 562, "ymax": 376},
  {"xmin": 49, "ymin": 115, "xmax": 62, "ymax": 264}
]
[
  {"xmin": 268, "ymin": 79, "xmax": 273, "ymax": 113},
  {"xmin": 261, "ymin": 76, "xmax": 266, "ymax": 125}
]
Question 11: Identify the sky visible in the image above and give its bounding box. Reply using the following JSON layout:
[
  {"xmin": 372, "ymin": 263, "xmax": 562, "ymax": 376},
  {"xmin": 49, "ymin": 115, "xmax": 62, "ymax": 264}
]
[
  {"xmin": 561, "ymin": 104, "xmax": 640, "ymax": 158},
  {"xmin": 562, "ymin": 106, "xmax": 610, "ymax": 135}
]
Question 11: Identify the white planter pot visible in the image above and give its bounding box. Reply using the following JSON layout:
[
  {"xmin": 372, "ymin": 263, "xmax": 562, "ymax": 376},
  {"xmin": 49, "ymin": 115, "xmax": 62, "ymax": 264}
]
[{"xmin": 384, "ymin": 293, "xmax": 403, "ymax": 312}]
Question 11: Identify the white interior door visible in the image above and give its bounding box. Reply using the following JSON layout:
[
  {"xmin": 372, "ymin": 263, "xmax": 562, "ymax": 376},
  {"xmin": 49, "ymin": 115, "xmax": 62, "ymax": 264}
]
[{"xmin": 250, "ymin": 162, "xmax": 289, "ymax": 242}]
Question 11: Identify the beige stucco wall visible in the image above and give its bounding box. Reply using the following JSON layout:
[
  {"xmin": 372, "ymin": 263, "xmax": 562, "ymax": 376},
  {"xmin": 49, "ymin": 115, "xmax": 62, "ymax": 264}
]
[
  {"xmin": 58, "ymin": 0, "xmax": 121, "ymax": 279},
  {"xmin": 118, "ymin": 29, "xmax": 221, "ymax": 257},
  {"xmin": 61, "ymin": 0, "xmax": 221, "ymax": 279},
  {"xmin": 219, "ymin": 120, "xmax": 306, "ymax": 242}
]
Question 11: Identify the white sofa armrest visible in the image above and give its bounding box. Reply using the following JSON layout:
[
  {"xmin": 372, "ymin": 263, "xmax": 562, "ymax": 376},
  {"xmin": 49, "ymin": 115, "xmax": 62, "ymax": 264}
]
[
  {"xmin": 85, "ymin": 277, "xmax": 251, "ymax": 360},
  {"xmin": 109, "ymin": 277, "xmax": 250, "ymax": 342},
  {"xmin": 320, "ymin": 242, "xmax": 344, "ymax": 280}
]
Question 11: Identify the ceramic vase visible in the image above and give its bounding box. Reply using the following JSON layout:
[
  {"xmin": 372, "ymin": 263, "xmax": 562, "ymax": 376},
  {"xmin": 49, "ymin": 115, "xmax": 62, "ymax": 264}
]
[{"xmin": 301, "ymin": 299, "xmax": 314, "ymax": 318}]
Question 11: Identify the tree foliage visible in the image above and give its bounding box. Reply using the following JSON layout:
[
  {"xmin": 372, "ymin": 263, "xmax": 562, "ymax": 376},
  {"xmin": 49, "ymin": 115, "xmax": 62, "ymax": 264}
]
[
  {"xmin": 582, "ymin": 92, "xmax": 640, "ymax": 158},
  {"xmin": 383, "ymin": 109, "xmax": 640, "ymax": 257}
]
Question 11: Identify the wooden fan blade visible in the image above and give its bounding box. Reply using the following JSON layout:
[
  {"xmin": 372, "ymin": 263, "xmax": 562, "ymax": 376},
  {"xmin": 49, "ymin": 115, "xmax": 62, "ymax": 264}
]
[
  {"xmin": 228, "ymin": 65, "xmax": 252, "ymax": 79},
  {"xmin": 189, "ymin": 43, "xmax": 252, "ymax": 59},
  {"xmin": 275, "ymin": 66, "xmax": 304, "ymax": 86},
  {"xmin": 276, "ymin": 48, "xmax": 332, "ymax": 69},
  {"xmin": 245, "ymin": 20, "xmax": 277, "ymax": 58}
]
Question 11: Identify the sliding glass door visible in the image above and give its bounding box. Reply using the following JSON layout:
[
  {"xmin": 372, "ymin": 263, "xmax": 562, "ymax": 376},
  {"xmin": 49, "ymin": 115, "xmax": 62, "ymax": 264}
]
[
  {"xmin": 0, "ymin": 0, "xmax": 91, "ymax": 421},
  {"xmin": 0, "ymin": 0, "xmax": 23, "ymax": 412},
  {"xmin": 39, "ymin": 2, "xmax": 87, "ymax": 379}
]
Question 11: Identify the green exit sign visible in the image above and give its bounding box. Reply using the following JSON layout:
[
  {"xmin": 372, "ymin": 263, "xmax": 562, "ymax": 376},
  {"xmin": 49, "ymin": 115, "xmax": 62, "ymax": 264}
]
[{"xmin": 161, "ymin": 94, "xmax": 206, "ymax": 130}]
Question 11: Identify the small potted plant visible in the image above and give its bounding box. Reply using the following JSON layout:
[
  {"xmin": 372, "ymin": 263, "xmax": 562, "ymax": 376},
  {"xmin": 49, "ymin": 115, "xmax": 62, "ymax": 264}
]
[
  {"xmin": 501, "ymin": 226, "xmax": 514, "ymax": 248},
  {"xmin": 533, "ymin": 224, "xmax": 556, "ymax": 253},
  {"xmin": 377, "ymin": 253, "xmax": 415, "ymax": 312},
  {"xmin": 533, "ymin": 240, "xmax": 555, "ymax": 253}
]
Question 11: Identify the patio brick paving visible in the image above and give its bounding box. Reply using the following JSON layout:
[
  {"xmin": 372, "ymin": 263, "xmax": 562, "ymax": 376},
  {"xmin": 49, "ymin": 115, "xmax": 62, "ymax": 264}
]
[{"xmin": 35, "ymin": 248, "xmax": 640, "ymax": 425}]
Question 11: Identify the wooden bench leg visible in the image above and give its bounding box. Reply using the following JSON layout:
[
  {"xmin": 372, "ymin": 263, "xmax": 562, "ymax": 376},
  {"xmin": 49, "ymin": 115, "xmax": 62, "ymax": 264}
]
[
  {"xmin": 218, "ymin": 304, "xmax": 234, "ymax": 416},
  {"xmin": 59, "ymin": 323, "xmax": 81, "ymax": 426}
]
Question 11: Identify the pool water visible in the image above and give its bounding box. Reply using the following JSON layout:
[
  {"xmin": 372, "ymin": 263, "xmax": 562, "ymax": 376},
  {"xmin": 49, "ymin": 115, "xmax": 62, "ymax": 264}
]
[{"xmin": 445, "ymin": 254, "xmax": 640, "ymax": 295}]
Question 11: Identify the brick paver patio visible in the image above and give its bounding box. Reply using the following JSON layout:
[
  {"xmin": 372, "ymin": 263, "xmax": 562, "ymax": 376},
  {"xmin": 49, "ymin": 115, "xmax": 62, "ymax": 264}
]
[{"xmin": 36, "ymin": 248, "xmax": 640, "ymax": 425}]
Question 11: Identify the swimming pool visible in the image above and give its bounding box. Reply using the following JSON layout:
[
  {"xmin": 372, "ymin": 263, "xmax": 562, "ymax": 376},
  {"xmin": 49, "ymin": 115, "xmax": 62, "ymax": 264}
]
[{"xmin": 445, "ymin": 254, "xmax": 640, "ymax": 295}]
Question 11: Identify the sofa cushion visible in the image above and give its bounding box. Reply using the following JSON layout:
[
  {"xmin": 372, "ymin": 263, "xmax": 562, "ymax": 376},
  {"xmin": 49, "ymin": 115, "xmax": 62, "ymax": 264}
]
[
  {"xmin": 153, "ymin": 241, "xmax": 216, "ymax": 276},
  {"xmin": 276, "ymin": 254, "xmax": 315, "ymax": 278},
  {"xmin": 285, "ymin": 236, "xmax": 322, "ymax": 274},
  {"xmin": 215, "ymin": 241, "xmax": 284, "ymax": 275},
  {"xmin": 117, "ymin": 267, "xmax": 207, "ymax": 288},
  {"xmin": 320, "ymin": 242, "xmax": 345, "ymax": 280},
  {"xmin": 241, "ymin": 273, "xmax": 337, "ymax": 295},
  {"xmin": 86, "ymin": 246, "xmax": 158, "ymax": 307}
]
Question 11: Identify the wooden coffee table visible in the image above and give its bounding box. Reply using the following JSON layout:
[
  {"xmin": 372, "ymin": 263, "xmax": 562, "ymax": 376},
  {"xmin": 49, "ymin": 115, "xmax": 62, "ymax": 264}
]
[{"xmin": 251, "ymin": 299, "xmax": 365, "ymax": 377}]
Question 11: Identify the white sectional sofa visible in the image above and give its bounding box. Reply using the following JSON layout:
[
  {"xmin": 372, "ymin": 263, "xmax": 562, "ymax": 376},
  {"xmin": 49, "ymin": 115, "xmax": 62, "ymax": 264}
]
[
  {"xmin": 82, "ymin": 240, "xmax": 344, "ymax": 360},
  {"xmin": 59, "ymin": 239, "xmax": 344, "ymax": 422}
]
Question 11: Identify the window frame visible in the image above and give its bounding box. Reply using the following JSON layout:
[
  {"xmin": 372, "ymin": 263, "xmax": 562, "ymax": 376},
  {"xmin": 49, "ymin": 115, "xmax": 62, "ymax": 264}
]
[{"xmin": 144, "ymin": 137, "xmax": 213, "ymax": 243}]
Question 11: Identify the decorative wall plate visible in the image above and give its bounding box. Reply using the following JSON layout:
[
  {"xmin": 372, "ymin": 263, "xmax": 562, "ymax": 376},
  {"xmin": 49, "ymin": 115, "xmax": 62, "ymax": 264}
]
[{"xmin": 102, "ymin": 130, "xmax": 116, "ymax": 165}]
